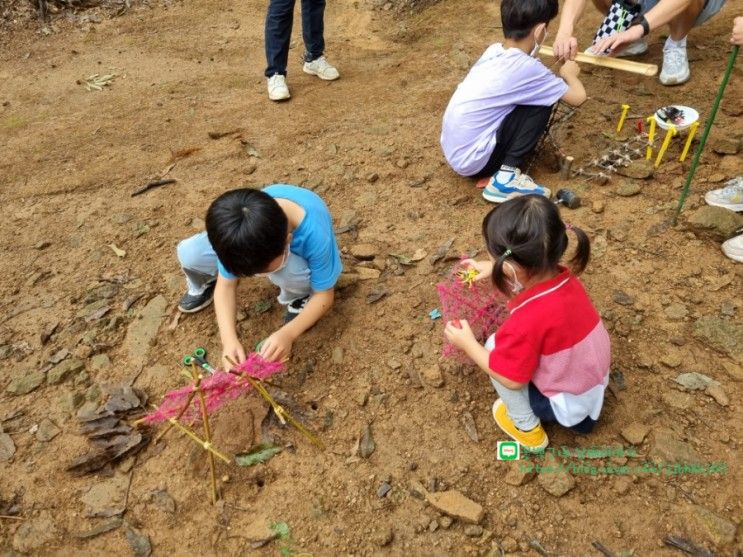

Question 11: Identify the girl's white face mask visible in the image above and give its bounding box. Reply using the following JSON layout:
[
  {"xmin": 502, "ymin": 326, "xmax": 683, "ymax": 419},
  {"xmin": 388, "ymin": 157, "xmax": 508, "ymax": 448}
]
[{"xmin": 504, "ymin": 261, "xmax": 524, "ymax": 294}]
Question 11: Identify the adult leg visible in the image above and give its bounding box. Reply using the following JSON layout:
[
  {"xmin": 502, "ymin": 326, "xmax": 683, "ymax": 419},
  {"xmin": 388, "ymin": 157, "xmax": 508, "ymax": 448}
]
[
  {"xmin": 265, "ymin": 0, "xmax": 296, "ymax": 77},
  {"xmin": 301, "ymin": 0, "xmax": 325, "ymax": 63},
  {"xmin": 667, "ymin": 0, "xmax": 704, "ymax": 40},
  {"xmin": 589, "ymin": 0, "xmax": 612, "ymax": 12},
  {"xmin": 475, "ymin": 105, "xmax": 553, "ymax": 178}
]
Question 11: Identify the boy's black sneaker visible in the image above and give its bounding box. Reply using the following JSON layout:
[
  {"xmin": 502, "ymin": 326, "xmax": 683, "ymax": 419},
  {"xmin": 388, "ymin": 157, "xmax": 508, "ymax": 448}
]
[
  {"xmin": 178, "ymin": 283, "xmax": 215, "ymax": 313},
  {"xmin": 284, "ymin": 296, "xmax": 309, "ymax": 323}
]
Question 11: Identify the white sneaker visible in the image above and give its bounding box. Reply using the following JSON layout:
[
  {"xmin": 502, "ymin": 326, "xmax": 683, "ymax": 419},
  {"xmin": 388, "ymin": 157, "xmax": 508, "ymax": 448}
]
[
  {"xmin": 722, "ymin": 234, "xmax": 743, "ymax": 263},
  {"xmin": 303, "ymin": 56, "xmax": 340, "ymax": 81},
  {"xmin": 267, "ymin": 74, "xmax": 290, "ymax": 101},
  {"xmin": 705, "ymin": 177, "xmax": 743, "ymax": 212},
  {"xmin": 659, "ymin": 44, "xmax": 690, "ymax": 85}
]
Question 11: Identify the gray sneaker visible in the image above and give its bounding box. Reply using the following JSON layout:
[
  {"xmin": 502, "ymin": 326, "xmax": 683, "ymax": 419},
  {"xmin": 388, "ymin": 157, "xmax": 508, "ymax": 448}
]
[
  {"xmin": 178, "ymin": 283, "xmax": 215, "ymax": 313},
  {"xmin": 303, "ymin": 56, "xmax": 340, "ymax": 81}
]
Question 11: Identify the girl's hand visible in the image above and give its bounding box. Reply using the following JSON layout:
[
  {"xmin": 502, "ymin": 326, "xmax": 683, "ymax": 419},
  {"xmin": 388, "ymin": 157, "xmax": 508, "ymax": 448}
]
[
  {"xmin": 259, "ymin": 329, "xmax": 294, "ymax": 363},
  {"xmin": 553, "ymin": 33, "xmax": 578, "ymax": 61},
  {"xmin": 460, "ymin": 259, "xmax": 493, "ymax": 281},
  {"xmin": 444, "ymin": 319, "xmax": 476, "ymax": 350},
  {"xmin": 222, "ymin": 339, "xmax": 246, "ymax": 370},
  {"xmin": 589, "ymin": 25, "xmax": 644, "ymax": 57}
]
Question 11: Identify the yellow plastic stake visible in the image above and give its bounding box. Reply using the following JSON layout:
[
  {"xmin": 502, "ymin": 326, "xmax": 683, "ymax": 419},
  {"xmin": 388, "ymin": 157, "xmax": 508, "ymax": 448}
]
[
  {"xmin": 616, "ymin": 104, "xmax": 630, "ymax": 134},
  {"xmin": 679, "ymin": 121, "xmax": 700, "ymax": 162},
  {"xmin": 654, "ymin": 126, "xmax": 677, "ymax": 168},
  {"xmin": 645, "ymin": 116, "xmax": 657, "ymax": 160}
]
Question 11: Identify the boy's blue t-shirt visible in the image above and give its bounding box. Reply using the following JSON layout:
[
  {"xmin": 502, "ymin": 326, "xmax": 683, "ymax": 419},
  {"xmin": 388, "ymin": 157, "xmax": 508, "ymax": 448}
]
[{"xmin": 216, "ymin": 185, "xmax": 342, "ymax": 291}]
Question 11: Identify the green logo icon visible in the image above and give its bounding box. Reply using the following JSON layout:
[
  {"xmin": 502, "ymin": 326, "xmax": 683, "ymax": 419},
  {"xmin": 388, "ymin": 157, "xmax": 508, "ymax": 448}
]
[{"xmin": 497, "ymin": 441, "xmax": 520, "ymax": 461}]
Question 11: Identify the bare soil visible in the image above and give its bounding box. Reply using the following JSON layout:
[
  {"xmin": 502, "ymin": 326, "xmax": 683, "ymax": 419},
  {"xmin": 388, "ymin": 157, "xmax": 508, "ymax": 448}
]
[{"xmin": 1, "ymin": 0, "xmax": 742, "ymax": 555}]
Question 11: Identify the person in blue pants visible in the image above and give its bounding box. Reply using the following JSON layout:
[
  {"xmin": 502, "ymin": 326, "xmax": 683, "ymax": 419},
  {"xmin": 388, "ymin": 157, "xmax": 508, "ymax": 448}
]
[{"xmin": 265, "ymin": 0, "xmax": 340, "ymax": 102}]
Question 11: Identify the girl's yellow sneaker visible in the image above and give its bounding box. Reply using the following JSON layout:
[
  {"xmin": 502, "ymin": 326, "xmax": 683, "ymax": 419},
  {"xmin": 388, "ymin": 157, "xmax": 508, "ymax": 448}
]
[{"xmin": 492, "ymin": 399, "xmax": 549, "ymax": 452}]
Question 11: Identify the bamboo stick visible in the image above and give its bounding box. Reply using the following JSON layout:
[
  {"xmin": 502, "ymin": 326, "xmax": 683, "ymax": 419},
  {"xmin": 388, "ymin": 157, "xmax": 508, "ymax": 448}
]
[{"xmin": 539, "ymin": 45, "xmax": 658, "ymax": 76}]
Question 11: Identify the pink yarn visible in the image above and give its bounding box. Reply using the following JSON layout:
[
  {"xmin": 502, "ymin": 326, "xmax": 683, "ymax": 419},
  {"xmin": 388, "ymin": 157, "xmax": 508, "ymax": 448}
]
[
  {"xmin": 437, "ymin": 262, "xmax": 508, "ymax": 361},
  {"xmin": 141, "ymin": 353, "xmax": 284, "ymax": 425}
]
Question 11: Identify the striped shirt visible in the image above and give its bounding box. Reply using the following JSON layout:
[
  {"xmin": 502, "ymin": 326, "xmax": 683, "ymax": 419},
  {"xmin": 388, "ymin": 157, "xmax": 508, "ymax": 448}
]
[{"xmin": 488, "ymin": 267, "xmax": 611, "ymax": 427}]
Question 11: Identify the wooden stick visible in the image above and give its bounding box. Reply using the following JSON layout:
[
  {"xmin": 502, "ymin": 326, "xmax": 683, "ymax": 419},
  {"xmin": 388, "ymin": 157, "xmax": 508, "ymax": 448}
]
[
  {"xmin": 560, "ymin": 156, "xmax": 574, "ymax": 180},
  {"xmin": 539, "ymin": 46, "xmax": 658, "ymax": 76},
  {"xmin": 0, "ymin": 515, "xmax": 24, "ymax": 520},
  {"xmin": 166, "ymin": 417, "xmax": 231, "ymax": 463},
  {"xmin": 191, "ymin": 363, "xmax": 218, "ymax": 505}
]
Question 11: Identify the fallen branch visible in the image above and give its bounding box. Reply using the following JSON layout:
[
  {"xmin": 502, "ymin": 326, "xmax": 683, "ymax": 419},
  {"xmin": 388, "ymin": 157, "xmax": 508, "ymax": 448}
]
[{"xmin": 131, "ymin": 178, "xmax": 177, "ymax": 197}]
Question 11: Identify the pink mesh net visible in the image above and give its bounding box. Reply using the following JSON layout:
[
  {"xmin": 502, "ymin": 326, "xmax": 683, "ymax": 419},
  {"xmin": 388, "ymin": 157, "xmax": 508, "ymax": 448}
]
[
  {"xmin": 141, "ymin": 353, "xmax": 284, "ymax": 425},
  {"xmin": 436, "ymin": 262, "xmax": 509, "ymax": 361}
]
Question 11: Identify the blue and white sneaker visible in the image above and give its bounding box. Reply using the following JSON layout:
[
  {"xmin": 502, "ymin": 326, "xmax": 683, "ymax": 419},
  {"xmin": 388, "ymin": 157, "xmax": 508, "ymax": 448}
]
[{"xmin": 482, "ymin": 169, "xmax": 552, "ymax": 204}]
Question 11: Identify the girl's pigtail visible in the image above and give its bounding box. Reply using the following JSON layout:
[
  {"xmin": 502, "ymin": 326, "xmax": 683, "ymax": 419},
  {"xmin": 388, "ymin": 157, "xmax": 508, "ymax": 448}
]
[{"xmin": 568, "ymin": 225, "xmax": 591, "ymax": 275}]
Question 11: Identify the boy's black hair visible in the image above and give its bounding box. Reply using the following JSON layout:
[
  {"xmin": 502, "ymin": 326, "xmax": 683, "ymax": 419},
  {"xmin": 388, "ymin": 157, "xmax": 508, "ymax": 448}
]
[
  {"xmin": 205, "ymin": 188, "xmax": 288, "ymax": 277},
  {"xmin": 501, "ymin": 0, "xmax": 559, "ymax": 40},
  {"xmin": 482, "ymin": 195, "xmax": 590, "ymax": 296}
]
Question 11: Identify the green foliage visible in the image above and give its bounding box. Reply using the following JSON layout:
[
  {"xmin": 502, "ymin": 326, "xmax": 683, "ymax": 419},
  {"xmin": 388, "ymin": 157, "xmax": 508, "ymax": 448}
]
[{"xmin": 234, "ymin": 444, "xmax": 282, "ymax": 466}]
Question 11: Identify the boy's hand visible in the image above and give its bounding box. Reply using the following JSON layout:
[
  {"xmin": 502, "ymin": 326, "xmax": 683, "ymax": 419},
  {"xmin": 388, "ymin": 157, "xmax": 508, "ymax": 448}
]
[
  {"xmin": 259, "ymin": 329, "xmax": 294, "ymax": 363},
  {"xmin": 559, "ymin": 60, "xmax": 581, "ymax": 79},
  {"xmin": 444, "ymin": 319, "xmax": 476, "ymax": 350},
  {"xmin": 222, "ymin": 339, "xmax": 246, "ymax": 370},
  {"xmin": 553, "ymin": 33, "xmax": 578, "ymax": 62}
]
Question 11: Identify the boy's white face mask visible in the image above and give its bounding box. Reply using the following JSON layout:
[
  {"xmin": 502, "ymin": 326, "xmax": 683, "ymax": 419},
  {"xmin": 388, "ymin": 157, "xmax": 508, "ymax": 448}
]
[
  {"xmin": 255, "ymin": 245, "xmax": 289, "ymax": 277},
  {"xmin": 530, "ymin": 25, "xmax": 549, "ymax": 57}
]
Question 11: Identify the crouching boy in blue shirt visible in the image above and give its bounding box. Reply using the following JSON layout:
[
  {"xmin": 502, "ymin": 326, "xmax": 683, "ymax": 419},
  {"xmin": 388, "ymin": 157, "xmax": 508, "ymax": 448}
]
[{"xmin": 176, "ymin": 185, "xmax": 342, "ymax": 366}]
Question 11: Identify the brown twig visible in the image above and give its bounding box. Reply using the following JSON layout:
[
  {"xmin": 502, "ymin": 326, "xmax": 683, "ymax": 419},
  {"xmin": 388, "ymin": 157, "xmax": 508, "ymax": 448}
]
[
  {"xmin": 0, "ymin": 515, "xmax": 24, "ymax": 520},
  {"xmin": 131, "ymin": 178, "xmax": 177, "ymax": 197},
  {"xmin": 591, "ymin": 541, "xmax": 616, "ymax": 557}
]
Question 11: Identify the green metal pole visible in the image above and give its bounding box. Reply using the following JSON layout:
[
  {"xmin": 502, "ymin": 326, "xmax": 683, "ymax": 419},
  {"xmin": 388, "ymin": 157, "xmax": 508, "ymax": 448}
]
[{"xmin": 673, "ymin": 45, "xmax": 739, "ymax": 225}]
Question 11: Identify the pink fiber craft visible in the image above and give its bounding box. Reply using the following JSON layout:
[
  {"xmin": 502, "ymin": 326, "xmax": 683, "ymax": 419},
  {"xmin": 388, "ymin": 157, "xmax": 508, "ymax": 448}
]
[
  {"xmin": 141, "ymin": 353, "xmax": 284, "ymax": 425},
  {"xmin": 437, "ymin": 262, "xmax": 509, "ymax": 361}
]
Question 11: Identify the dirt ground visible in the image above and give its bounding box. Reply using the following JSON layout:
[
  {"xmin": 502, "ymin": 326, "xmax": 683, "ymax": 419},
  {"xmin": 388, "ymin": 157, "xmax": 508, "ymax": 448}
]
[{"xmin": 1, "ymin": 0, "xmax": 742, "ymax": 555}]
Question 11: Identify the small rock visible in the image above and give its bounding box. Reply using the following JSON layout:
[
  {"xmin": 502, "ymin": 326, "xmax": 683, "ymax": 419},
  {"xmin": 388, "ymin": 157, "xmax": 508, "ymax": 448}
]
[
  {"xmin": 461, "ymin": 412, "xmax": 479, "ymax": 443},
  {"xmin": 243, "ymin": 517, "xmax": 279, "ymax": 548},
  {"xmin": 335, "ymin": 273, "xmax": 360, "ymax": 289},
  {"xmin": 664, "ymin": 303, "xmax": 688, "ymax": 321},
  {"xmin": 710, "ymin": 136, "xmax": 741, "ymax": 155},
  {"xmin": 36, "ymin": 418, "xmax": 61, "ymax": 442},
  {"xmin": 387, "ymin": 359, "xmax": 401, "ymax": 370},
  {"xmin": 40, "ymin": 321, "xmax": 59, "ymax": 345},
  {"xmin": 612, "ymin": 290, "xmax": 634, "ymax": 306},
  {"xmin": 687, "ymin": 206, "xmax": 743, "ymax": 238},
  {"xmin": 355, "ymin": 266, "xmax": 381, "ymax": 280},
  {"xmin": 591, "ymin": 200, "xmax": 605, "ymax": 214},
  {"xmin": 374, "ymin": 526, "xmax": 394, "ymax": 547},
  {"xmin": 426, "ymin": 490, "xmax": 484, "ymax": 524},
  {"xmin": 147, "ymin": 489, "xmax": 176, "ymax": 514},
  {"xmin": 395, "ymin": 158, "xmax": 409, "ymax": 169},
  {"xmin": 366, "ymin": 172, "xmax": 379, "ymax": 183},
  {"xmin": 691, "ymin": 505, "xmax": 736, "ymax": 545},
  {"xmin": 464, "ymin": 525, "xmax": 483, "ymax": 537},
  {"xmin": 6, "ymin": 371, "xmax": 45, "ymax": 395},
  {"xmin": 650, "ymin": 429, "xmax": 703, "ymax": 465},
  {"xmin": 377, "ymin": 481, "xmax": 392, "ymax": 498},
  {"xmin": 660, "ymin": 351, "xmax": 682, "ymax": 368},
  {"xmin": 73, "ymin": 517, "xmax": 123, "ymax": 539},
  {"xmin": 617, "ymin": 159, "xmax": 654, "ymax": 179},
  {"xmin": 504, "ymin": 462, "xmax": 536, "ymax": 486},
  {"xmin": 123, "ymin": 295, "xmax": 168, "ymax": 369},
  {"xmin": 331, "ymin": 347, "xmax": 344, "ymax": 365},
  {"xmin": 80, "ymin": 475, "xmax": 129, "ymax": 517},
  {"xmin": 409, "ymin": 480, "xmax": 428, "ymax": 500},
  {"xmin": 125, "ymin": 525, "xmax": 152, "ymax": 557},
  {"xmin": 661, "ymin": 391, "xmax": 693, "ymax": 410},
  {"xmin": 421, "ymin": 364, "xmax": 444, "ymax": 387},
  {"xmin": 501, "ymin": 536, "xmax": 519, "ymax": 553},
  {"xmin": 693, "ymin": 315, "xmax": 742, "ymax": 363},
  {"xmin": 439, "ymin": 516, "xmax": 453, "ymax": 529},
  {"xmin": 350, "ymin": 243, "xmax": 377, "ymax": 260},
  {"xmin": 359, "ymin": 424, "xmax": 376, "ymax": 459},
  {"xmin": 705, "ymin": 383, "xmax": 729, "ymax": 406},
  {"xmin": 616, "ymin": 181, "xmax": 642, "ymax": 197},
  {"xmin": 674, "ymin": 372, "xmax": 714, "ymax": 391},
  {"xmin": 537, "ymin": 456, "xmax": 575, "ymax": 497},
  {"xmin": 620, "ymin": 422, "xmax": 650, "ymax": 445},
  {"xmin": 89, "ymin": 353, "xmax": 111, "ymax": 371},
  {"xmin": 614, "ymin": 476, "xmax": 632, "ymax": 495},
  {"xmin": 12, "ymin": 512, "xmax": 57, "ymax": 553},
  {"xmin": 190, "ymin": 217, "xmax": 205, "ymax": 230},
  {"xmin": 0, "ymin": 432, "xmax": 16, "ymax": 462},
  {"xmin": 35, "ymin": 240, "xmax": 51, "ymax": 250},
  {"xmin": 47, "ymin": 358, "xmax": 85, "ymax": 385}
]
